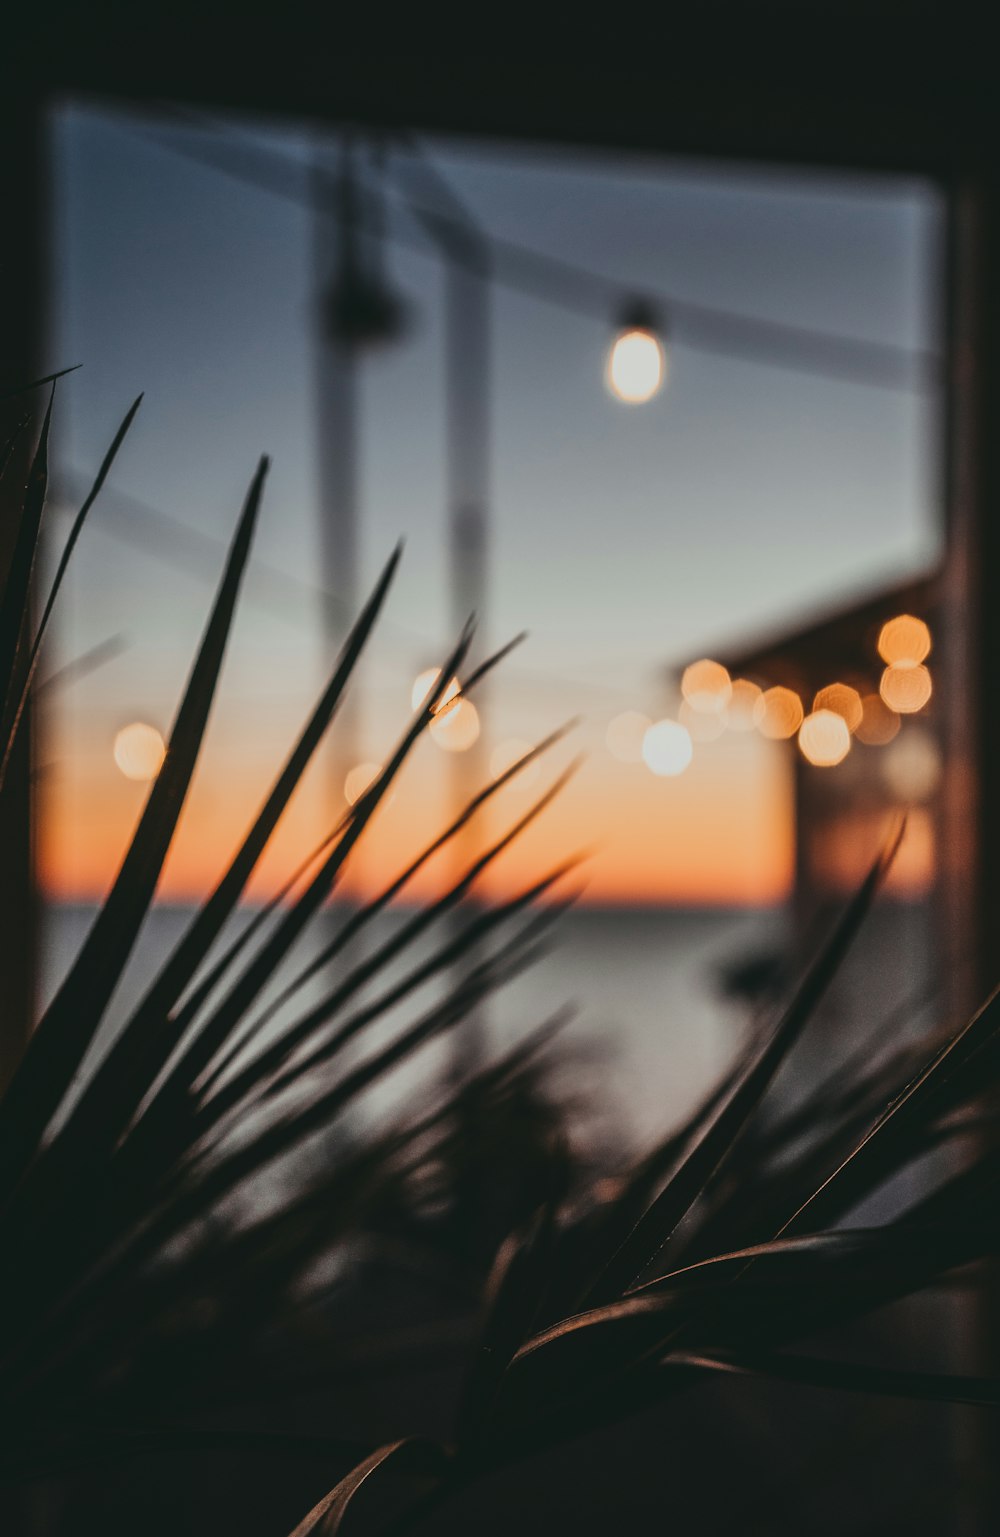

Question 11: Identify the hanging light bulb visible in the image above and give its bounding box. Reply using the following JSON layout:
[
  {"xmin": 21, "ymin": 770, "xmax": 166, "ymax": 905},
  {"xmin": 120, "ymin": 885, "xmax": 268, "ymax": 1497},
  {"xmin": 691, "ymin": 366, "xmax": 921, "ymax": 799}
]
[
  {"xmin": 606, "ymin": 299, "xmax": 667, "ymax": 404},
  {"xmin": 322, "ymin": 137, "xmax": 410, "ymax": 350}
]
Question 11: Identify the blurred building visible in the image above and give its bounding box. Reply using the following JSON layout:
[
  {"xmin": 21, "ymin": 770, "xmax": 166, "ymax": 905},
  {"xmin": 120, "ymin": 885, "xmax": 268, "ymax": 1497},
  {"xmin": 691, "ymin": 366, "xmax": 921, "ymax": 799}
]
[{"xmin": 716, "ymin": 571, "xmax": 941, "ymax": 918}]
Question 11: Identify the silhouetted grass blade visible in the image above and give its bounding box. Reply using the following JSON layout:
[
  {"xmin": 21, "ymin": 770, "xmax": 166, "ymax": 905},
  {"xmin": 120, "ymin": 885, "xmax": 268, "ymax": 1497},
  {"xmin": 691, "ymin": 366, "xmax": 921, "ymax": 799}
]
[
  {"xmin": 0, "ymin": 391, "xmax": 52, "ymax": 780},
  {"xmin": 40, "ymin": 543, "xmax": 402, "ymax": 1192},
  {"xmin": 668, "ymin": 1349, "xmax": 1000, "ymax": 1408},
  {"xmin": 584, "ymin": 830, "xmax": 901, "ymax": 1306},
  {"xmin": 0, "ymin": 365, "xmax": 81, "ymax": 403},
  {"xmin": 0, "ymin": 395, "xmax": 144, "ymax": 786},
  {"xmin": 0, "ymin": 457, "xmax": 267, "ymax": 1198},
  {"xmin": 775, "ymin": 982, "xmax": 1000, "ymax": 1240},
  {"xmin": 286, "ymin": 1439, "xmax": 448, "ymax": 1537}
]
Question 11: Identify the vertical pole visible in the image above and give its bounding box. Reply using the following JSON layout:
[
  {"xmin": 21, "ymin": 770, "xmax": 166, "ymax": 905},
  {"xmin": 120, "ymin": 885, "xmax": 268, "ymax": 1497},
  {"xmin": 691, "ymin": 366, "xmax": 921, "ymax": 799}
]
[
  {"xmin": 445, "ymin": 245, "xmax": 491, "ymax": 655},
  {"xmin": 444, "ymin": 238, "xmax": 492, "ymax": 1090},
  {"xmin": 938, "ymin": 174, "xmax": 1000, "ymax": 1535},
  {"xmin": 311, "ymin": 137, "xmax": 361, "ymax": 814},
  {"xmin": 0, "ymin": 91, "xmax": 43, "ymax": 1094}
]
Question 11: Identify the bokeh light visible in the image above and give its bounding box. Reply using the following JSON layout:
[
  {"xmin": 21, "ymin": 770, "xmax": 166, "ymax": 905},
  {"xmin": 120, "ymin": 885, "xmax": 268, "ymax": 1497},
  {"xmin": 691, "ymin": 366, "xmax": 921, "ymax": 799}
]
[
  {"xmin": 113, "ymin": 722, "xmax": 166, "ymax": 782},
  {"xmin": 607, "ymin": 329, "xmax": 665, "ymax": 404},
  {"xmin": 813, "ymin": 682, "xmax": 863, "ymax": 734},
  {"xmin": 430, "ymin": 697, "xmax": 481, "ymax": 752},
  {"xmin": 679, "ymin": 699, "xmax": 725, "ymax": 742},
  {"xmin": 490, "ymin": 737, "xmax": 540, "ymax": 787},
  {"xmin": 877, "ymin": 614, "xmax": 932, "ymax": 667},
  {"xmin": 681, "ymin": 659, "xmax": 732, "ymax": 715},
  {"xmin": 641, "ymin": 718, "xmax": 693, "ymax": 777},
  {"xmin": 882, "ymin": 728, "xmax": 942, "ymax": 801},
  {"xmin": 726, "ymin": 678, "xmax": 765, "ymax": 732},
  {"xmin": 606, "ymin": 710, "xmax": 652, "ymax": 763},
  {"xmin": 758, "ymin": 686, "xmax": 804, "ymax": 740},
  {"xmin": 855, "ymin": 692, "xmax": 900, "ymax": 746},
  {"xmin": 344, "ymin": 760, "xmax": 381, "ymax": 806},
  {"xmin": 411, "ymin": 668, "xmax": 461, "ymax": 714},
  {"xmin": 880, "ymin": 663, "xmax": 932, "ymax": 714},
  {"xmin": 798, "ymin": 709, "xmax": 851, "ymax": 767}
]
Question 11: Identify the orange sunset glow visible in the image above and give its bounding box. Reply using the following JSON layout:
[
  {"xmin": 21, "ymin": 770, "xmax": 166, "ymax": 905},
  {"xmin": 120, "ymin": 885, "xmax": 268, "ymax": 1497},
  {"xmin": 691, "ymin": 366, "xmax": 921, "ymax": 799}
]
[{"xmin": 37, "ymin": 717, "xmax": 796, "ymax": 909}]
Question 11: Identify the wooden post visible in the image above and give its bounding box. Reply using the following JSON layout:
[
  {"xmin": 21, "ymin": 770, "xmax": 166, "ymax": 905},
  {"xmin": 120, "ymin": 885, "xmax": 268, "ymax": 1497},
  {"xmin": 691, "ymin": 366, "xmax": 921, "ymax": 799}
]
[
  {"xmin": 0, "ymin": 91, "xmax": 43, "ymax": 1094},
  {"xmin": 939, "ymin": 173, "xmax": 1000, "ymax": 1537}
]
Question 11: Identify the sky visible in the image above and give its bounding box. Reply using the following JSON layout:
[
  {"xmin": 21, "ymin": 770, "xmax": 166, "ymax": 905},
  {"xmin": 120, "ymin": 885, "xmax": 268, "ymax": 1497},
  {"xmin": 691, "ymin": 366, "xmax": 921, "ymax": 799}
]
[{"xmin": 39, "ymin": 102, "xmax": 944, "ymax": 907}]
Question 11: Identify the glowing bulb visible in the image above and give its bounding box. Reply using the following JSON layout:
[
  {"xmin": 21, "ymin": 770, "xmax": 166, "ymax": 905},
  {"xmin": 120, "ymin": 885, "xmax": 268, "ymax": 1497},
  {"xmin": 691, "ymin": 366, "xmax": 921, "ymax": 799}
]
[
  {"xmin": 642, "ymin": 718, "xmax": 693, "ymax": 777},
  {"xmin": 882, "ymin": 728, "xmax": 942, "ymax": 801},
  {"xmin": 606, "ymin": 710, "xmax": 652, "ymax": 763},
  {"xmin": 411, "ymin": 668, "xmax": 461, "ymax": 714},
  {"xmin": 679, "ymin": 699, "xmax": 725, "ymax": 742},
  {"xmin": 880, "ymin": 663, "xmax": 932, "ymax": 714},
  {"xmin": 681, "ymin": 659, "xmax": 732, "ymax": 715},
  {"xmin": 113, "ymin": 722, "xmax": 166, "ymax": 782},
  {"xmin": 489, "ymin": 738, "xmax": 539, "ymax": 787},
  {"xmin": 813, "ymin": 682, "xmax": 863, "ymax": 735},
  {"xmin": 430, "ymin": 697, "xmax": 480, "ymax": 752},
  {"xmin": 726, "ymin": 679, "xmax": 765, "ymax": 732},
  {"xmin": 344, "ymin": 760, "xmax": 381, "ymax": 805},
  {"xmin": 855, "ymin": 693, "xmax": 900, "ymax": 746},
  {"xmin": 607, "ymin": 329, "xmax": 665, "ymax": 403},
  {"xmin": 758, "ymin": 687, "xmax": 804, "ymax": 740},
  {"xmin": 878, "ymin": 614, "xmax": 931, "ymax": 667},
  {"xmin": 798, "ymin": 710, "xmax": 851, "ymax": 767}
]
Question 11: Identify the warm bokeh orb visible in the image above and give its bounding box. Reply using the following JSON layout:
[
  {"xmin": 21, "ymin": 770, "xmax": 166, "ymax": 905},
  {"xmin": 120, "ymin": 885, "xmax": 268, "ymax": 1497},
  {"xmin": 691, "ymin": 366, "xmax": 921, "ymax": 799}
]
[
  {"xmin": 642, "ymin": 718, "xmax": 693, "ymax": 777},
  {"xmin": 605, "ymin": 710, "xmax": 652, "ymax": 763},
  {"xmin": 758, "ymin": 686, "xmax": 804, "ymax": 740},
  {"xmin": 798, "ymin": 709, "xmax": 851, "ymax": 767},
  {"xmin": 880, "ymin": 662, "xmax": 932, "ymax": 714},
  {"xmin": 411, "ymin": 668, "xmax": 461, "ymax": 714},
  {"xmin": 113, "ymin": 722, "xmax": 166, "ymax": 782},
  {"xmin": 344, "ymin": 760, "xmax": 381, "ymax": 806},
  {"xmin": 430, "ymin": 696, "xmax": 480, "ymax": 752},
  {"xmin": 607, "ymin": 329, "xmax": 665, "ymax": 404},
  {"xmin": 679, "ymin": 698, "xmax": 725, "ymax": 742},
  {"xmin": 877, "ymin": 614, "xmax": 932, "ymax": 667},
  {"xmin": 813, "ymin": 682, "xmax": 863, "ymax": 734},
  {"xmin": 681, "ymin": 659, "xmax": 732, "ymax": 715},
  {"xmin": 855, "ymin": 692, "xmax": 900, "ymax": 746},
  {"xmin": 726, "ymin": 678, "xmax": 765, "ymax": 732},
  {"xmin": 490, "ymin": 737, "xmax": 539, "ymax": 787},
  {"xmin": 882, "ymin": 728, "xmax": 942, "ymax": 802}
]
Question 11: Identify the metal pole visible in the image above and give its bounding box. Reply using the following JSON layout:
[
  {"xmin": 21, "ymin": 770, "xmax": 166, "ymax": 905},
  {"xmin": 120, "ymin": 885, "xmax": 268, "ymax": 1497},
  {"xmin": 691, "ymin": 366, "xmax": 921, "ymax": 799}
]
[{"xmin": 389, "ymin": 145, "xmax": 494, "ymax": 1079}]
